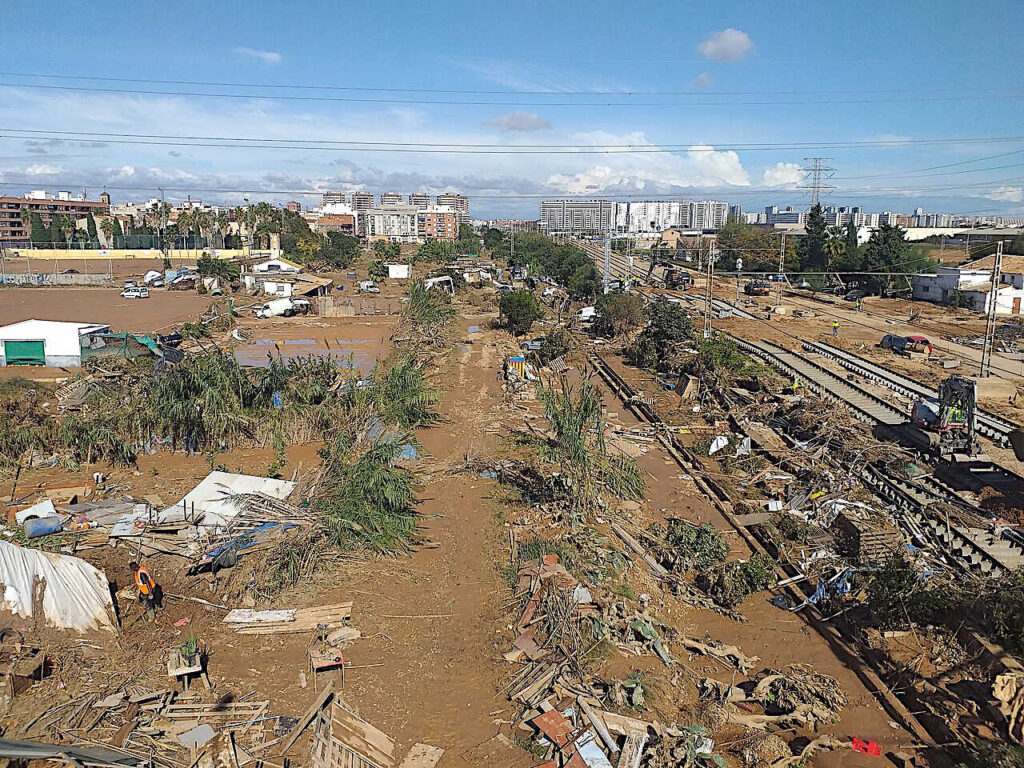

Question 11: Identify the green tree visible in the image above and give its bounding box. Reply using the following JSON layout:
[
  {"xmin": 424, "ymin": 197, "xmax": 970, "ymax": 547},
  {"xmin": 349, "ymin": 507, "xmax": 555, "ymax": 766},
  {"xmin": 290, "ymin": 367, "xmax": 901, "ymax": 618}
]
[
  {"xmin": 499, "ymin": 290, "xmax": 544, "ymax": 336},
  {"xmin": 483, "ymin": 227, "xmax": 503, "ymax": 251},
  {"xmin": 568, "ymin": 264, "xmax": 601, "ymax": 300},
  {"xmin": 372, "ymin": 239, "xmax": 400, "ymax": 260},
  {"xmin": 196, "ymin": 254, "xmax": 240, "ymax": 280},
  {"xmin": 844, "ymin": 220, "xmax": 859, "ymax": 257},
  {"xmin": 415, "ymin": 239, "xmax": 456, "ymax": 263},
  {"xmin": 320, "ymin": 233, "xmax": 360, "ymax": 268},
  {"xmin": 110, "ymin": 216, "xmax": 124, "ymax": 248},
  {"xmin": 717, "ymin": 217, "xmax": 778, "ymax": 270},
  {"xmin": 862, "ymin": 222, "xmax": 911, "ymax": 296},
  {"xmin": 594, "ymin": 292, "xmax": 645, "ymax": 337},
  {"xmin": 99, "ymin": 217, "xmax": 115, "ymax": 248},
  {"xmin": 456, "ymin": 223, "xmax": 480, "ymax": 255},
  {"xmin": 86, "ymin": 213, "xmax": 98, "ymax": 243},
  {"xmin": 797, "ymin": 203, "xmax": 828, "ymax": 270},
  {"xmin": 28, "ymin": 212, "xmax": 47, "ymax": 246},
  {"xmin": 626, "ymin": 297, "xmax": 693, "ymax": 371},
  {"xmin": 824, "ymin": 225, "xmax": 846, "ymax": 269}
]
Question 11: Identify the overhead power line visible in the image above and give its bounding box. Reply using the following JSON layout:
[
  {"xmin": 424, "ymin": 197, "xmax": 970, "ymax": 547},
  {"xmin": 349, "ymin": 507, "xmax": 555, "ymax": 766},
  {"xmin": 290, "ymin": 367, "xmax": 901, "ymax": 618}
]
[
  {"xmin": 1, "ymin": 70, "xmax": 1022, "ymax": 98},
  {"xmin": 5, "ymin": 127, "xmax": 1024, "ymax": 154},
  {"xmin": 3, "ymin": 81, "xmax": 1024, "ymax": 107}
]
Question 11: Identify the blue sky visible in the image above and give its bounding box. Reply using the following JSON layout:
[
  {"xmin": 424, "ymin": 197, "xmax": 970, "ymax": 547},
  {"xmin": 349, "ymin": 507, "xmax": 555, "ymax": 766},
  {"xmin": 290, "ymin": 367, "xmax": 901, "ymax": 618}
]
[{"xmin": 1, "ymin": 0, "xmax": 1022, "ymax": 219}]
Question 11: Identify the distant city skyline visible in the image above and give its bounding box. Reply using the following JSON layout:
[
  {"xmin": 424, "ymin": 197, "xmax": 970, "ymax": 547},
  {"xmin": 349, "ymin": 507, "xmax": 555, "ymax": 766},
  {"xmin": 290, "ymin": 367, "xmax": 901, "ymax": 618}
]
[{"xmin": 1, "ymin": 1, "xmax": 1021, "ymax": 219}]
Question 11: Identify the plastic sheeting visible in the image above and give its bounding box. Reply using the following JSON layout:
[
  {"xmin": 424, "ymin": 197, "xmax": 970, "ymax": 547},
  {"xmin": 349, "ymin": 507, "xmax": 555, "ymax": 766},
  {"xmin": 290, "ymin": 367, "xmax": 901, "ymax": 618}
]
[
  {"xmin": 0, "ymin": 541, "xmax": 116, "ymax": 633},
  {"xmin": 160, "ymin": 471, "xmax": 296, "ymax": 531}
]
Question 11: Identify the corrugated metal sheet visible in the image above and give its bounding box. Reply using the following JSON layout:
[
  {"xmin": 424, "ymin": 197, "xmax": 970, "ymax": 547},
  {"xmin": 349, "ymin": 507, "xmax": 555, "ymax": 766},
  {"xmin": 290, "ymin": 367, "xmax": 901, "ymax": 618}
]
[{"xmin": 160, "ymin": 472, "xmax": 296, "ymax": 530}]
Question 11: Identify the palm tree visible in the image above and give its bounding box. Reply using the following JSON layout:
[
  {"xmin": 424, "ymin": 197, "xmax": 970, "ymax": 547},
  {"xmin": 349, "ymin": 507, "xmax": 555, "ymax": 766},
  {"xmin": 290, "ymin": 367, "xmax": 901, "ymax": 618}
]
[
  {"xmin": 100, "ymin": 217, "xmax": 115, "ymax": 248},
  {"xmin": 192, "ymin": 209, "xmax": 211, "ymax": 247},
  {"xmin": 824, "ymin": 225, "xmax": 846, "ymax": 270},
  {"xmin": 216, "ymin": 210, "xmax": 230, "ymax": 249},
  {"xmin": 177, "ymin": 208, "xmax": 193, "ymax": 250}
]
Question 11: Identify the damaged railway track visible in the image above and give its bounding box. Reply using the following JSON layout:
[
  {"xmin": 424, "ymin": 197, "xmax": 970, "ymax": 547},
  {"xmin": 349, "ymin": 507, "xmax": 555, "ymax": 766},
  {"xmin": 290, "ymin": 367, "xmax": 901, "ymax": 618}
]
[{"xmin": 584, "ymin": 350, "xmax": 948, "ymax": 753}]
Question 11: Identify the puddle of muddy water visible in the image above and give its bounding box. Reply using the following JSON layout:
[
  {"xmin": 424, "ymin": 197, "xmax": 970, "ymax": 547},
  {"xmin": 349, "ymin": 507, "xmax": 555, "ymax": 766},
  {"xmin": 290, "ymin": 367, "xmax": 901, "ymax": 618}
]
[{"xmin": 234, "ymin": 338, "xmax": 379, "ymax": 376}]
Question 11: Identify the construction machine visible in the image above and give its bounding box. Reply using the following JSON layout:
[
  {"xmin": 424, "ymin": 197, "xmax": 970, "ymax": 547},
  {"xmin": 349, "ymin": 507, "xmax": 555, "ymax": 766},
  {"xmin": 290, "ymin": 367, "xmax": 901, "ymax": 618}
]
[
  {"xmin": 906, "ymin": 375, "xmax": 980, "ymax": 460},
  {"xmin": 664, "ymin": 268, "xmax": 692, "ymax": 290}
]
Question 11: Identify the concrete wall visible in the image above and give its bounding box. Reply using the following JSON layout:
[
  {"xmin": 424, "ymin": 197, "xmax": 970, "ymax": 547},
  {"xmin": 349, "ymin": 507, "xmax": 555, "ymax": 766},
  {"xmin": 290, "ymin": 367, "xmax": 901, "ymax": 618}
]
[
  {"xmin": 0, "ymin": 273, "xmax": 114, "ymax": 286},
  {"xmin": 8, "ymin": 248, "xmax": 249, "ymax": 260}
]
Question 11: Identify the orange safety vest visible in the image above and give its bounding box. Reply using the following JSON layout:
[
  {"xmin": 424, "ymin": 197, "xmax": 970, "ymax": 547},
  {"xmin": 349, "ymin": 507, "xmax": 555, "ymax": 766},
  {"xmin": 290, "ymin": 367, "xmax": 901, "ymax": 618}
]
[{"xmin": 135, "ymin": 566, "xmax": 155, "ymax": 595}]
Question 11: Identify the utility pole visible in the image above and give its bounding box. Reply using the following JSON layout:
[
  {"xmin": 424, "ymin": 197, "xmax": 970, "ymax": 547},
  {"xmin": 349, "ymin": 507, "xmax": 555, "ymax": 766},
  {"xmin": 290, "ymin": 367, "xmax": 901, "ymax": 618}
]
[
  {"xmin": 703, "ymin": 242, "xmax": 717, "ymax": 339},
  {"xmin": 603, "ymin": 208, "xmax": 611, "ymax": 294},
  {"xmin": 734, "ymin": 256, "xmax": 742, "ymax": 303},
  {"xmin": 509, "ymin": 220, "xmax": 515, "ymax": 266},
  {"xmin": 980, "ymin": 240, "xmax": 1004, "ymax": 378},
  {"xmin": 775, "ymin": 233, "xmax": 786, "ymax": 308}
]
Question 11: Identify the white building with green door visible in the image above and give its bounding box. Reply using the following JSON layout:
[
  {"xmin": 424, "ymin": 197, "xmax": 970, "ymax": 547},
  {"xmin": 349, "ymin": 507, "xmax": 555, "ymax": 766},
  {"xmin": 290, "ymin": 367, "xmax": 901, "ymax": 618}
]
[{"xmin": 0, "ymin": 320, "xmax": 110, "ymax": 367}]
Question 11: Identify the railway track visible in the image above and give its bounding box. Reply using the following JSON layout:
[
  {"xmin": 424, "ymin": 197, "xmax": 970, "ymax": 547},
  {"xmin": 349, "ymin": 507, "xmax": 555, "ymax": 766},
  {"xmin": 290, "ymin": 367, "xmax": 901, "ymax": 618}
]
[{"xmin": 803, "ymin": 340, "xmax": 1021, "ymax": 449}]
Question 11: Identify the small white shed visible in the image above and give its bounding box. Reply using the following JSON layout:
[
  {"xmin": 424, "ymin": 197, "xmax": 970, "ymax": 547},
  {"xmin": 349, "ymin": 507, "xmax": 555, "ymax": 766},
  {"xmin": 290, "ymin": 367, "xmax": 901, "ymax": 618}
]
[
  {"xmin": 0, "ymin": 319, "xmax": 110, "ymax": 367},
  {"xmin": 385, "ymin": 264, "xmax": 412, "ymax": 280}
]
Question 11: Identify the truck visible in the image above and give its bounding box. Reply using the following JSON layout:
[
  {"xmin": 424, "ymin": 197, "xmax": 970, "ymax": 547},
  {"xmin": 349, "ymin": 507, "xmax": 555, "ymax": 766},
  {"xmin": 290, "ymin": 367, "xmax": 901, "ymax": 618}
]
[{"xmin": 255, "ymin": 298, "xmax": 310, "ymax": 319}]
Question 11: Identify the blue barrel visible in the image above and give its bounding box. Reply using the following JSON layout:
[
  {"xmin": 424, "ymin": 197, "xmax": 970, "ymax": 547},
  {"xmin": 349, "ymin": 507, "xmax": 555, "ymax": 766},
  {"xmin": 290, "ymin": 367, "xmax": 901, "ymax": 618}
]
[{"xmin": 24, "ymin": 516, "xmax": 64, "ymax": 538}]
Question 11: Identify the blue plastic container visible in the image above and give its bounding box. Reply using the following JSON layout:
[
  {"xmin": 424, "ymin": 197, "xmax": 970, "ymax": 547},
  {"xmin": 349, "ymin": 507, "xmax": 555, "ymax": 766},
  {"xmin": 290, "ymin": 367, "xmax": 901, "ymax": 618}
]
[{"xmin": 24, "ymin": 516, "xmax": 64, "ymax": 539}]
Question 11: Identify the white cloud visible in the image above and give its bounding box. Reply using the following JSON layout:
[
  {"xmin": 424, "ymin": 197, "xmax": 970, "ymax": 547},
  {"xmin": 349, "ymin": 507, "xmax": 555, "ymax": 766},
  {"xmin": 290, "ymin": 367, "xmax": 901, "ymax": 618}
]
[
  {"xmin": 987, "ymin": 185, "xmax": 1023, "ymax": 203},
  {"xmin": 486, "ymin": 111, "xmax": 552, "ymax": 132},
  {"xmin": 546, "ymin": 136, "xmax": 750, "ymax": 194},
  {"xmin": 698, "ymin": 29, "xmax": 754, "ymax": 61},
  {"xmin": 24, "ymin": 163, "xmax": 64, "ymax": 175},
  {"xmin": 233, "ymin": 47, "xmax": 282, "ymax": 65},
  {"xmin": 691, "ymin": 72, "xmax": 715, "ymax": 88},
  {"xmin": 762, "ymin": 162, "xmax": 803, "ymax": 187}
]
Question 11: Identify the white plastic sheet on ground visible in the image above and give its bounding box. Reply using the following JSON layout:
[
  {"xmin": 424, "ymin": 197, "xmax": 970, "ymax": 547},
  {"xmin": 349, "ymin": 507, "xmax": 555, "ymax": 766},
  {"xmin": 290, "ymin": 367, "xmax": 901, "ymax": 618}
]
[
  {"xmin": 159, "ymin": 471, "xmax": 297, "ymax": 531},
  {"xmin": 0, "ymin": 541, "xmax": 117, "ymax": 632}
]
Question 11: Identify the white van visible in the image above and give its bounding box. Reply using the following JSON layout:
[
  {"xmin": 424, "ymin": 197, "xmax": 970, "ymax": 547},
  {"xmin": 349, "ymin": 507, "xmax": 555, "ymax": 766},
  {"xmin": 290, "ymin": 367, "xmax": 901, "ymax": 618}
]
[
  {"xmin": 575, "ymin": 306, "xmax": 597, "ymax": 322},
  {"xmin": 120, "ymin": 286, "xmax": 150, "ymax": 299}
]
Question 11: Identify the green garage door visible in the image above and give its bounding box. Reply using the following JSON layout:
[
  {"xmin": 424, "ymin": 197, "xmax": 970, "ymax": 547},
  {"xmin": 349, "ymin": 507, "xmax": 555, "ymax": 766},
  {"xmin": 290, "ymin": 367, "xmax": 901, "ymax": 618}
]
[{"xmin": 4, "ymin": 340, "xmax": 45, "ymax": 366}]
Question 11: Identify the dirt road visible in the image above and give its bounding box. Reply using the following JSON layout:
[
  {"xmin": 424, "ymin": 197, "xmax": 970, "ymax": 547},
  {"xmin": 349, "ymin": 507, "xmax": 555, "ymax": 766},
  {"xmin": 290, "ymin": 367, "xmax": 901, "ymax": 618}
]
[{"xmin": 0, "ymin": 287, "xmax": 211, "ymax": 332}]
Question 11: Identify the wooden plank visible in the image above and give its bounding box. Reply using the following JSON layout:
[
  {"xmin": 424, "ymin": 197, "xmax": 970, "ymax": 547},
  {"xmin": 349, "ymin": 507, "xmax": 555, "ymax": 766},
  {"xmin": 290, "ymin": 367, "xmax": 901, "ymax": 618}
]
[
  {"xmin": 278, "ymin": 680, "xmax": 335, "ymax": 755},
  {"xmin": 223, "ymin": 609, "xmax": 295, "ymax": 624},
  {"xmin": 397, "ymin": 743, "xmax": 443, "ymax": 768},
  {"xmin": 330, "ymin": 704, "xmax": 395, "ymax": 768},
  {"xmin": 617, "ymin": 735, "xmax": 647, "ymax": 768},
  {"xmin": 610, "ymin": 524, "xmax": 668, "ymax": 578}
]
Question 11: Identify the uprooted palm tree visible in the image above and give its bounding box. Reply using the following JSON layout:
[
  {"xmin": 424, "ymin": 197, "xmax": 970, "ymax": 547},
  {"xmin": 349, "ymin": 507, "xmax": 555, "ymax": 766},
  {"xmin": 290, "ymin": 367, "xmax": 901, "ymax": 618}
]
[
  {"xmin": 534, "ymin": 376, "xmax": 644, "ymax": 521},
  {"xmin": 312, "ymin": 431, "xmax": 418, "ymax": 552}
]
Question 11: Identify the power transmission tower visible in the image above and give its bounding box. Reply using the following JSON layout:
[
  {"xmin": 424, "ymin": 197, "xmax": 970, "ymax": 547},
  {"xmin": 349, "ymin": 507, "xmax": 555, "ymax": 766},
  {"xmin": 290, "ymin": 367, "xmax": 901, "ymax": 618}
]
[
  {"xmin": 980, "ymin": 240, "xmax": 1004, "ymax": 378},
  {"xmin": 798, "ymin": 157, "xmax": 836, "ymax": 207}
]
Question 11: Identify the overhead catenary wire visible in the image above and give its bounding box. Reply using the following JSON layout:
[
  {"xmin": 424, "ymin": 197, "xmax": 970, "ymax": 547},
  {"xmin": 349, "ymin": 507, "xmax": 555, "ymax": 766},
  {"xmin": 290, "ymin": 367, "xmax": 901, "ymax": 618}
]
[
  {"xmin": 3, "ymin": 81, "xmax": 1024, "ymax": 107},
  {"xmin": 2, "ymin": 70, "xmax": 1023, "ymax": 98},
  {"xmin": 6, "ymin": 127, "xmax": 1024, "ymax": 152}
]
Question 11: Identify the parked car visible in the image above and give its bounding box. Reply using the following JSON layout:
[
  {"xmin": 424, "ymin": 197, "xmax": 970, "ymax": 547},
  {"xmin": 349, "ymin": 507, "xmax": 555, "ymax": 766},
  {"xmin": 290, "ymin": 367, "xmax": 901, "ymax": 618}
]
[
  {"xmin": 795, "ymin": 280, "xmax": 812, "ymax": 289},
  {"xmin": 123, "ymin": 280, "xmax": 138, "ymax": 289},
  {"xmin": 495, "ymin": 283, "xmax": 514, "ymax": 292},
  {"xmin": 156, "ymin": 332, "xmax": 184, "ymax": 348},
  {"xmin": 149, "ymin": 278, "xmax": 166, "ymax": 288},
  {"xmin": 844, "ymin": 289, "xmax": 867, "ymax": 302},
  {"xmin": 120, "ymin": 286, "xmax": 150, "ymax": 299},
  {"xmin": 879, "ymin": 334, "xmax": 909, "ymax": 352},
  {"xmin": 358, "ymin": 280, "xmax": 380, "ymax": 294},
  {"xmin": 905, "ymin": 335, "xmax": 933, "ymax": 354},
  {"xmin": 542, "ymin": 287, "xmax": 557, "ymax": 298},
  {"xmin": 519, "ymin": 337, "xmax": 544, "ymax": 352}
]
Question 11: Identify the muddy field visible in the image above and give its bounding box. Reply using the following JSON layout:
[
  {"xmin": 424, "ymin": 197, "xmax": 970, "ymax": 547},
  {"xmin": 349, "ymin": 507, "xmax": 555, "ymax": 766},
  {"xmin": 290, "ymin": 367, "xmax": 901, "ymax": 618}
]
[{"xmin": 0, "ymin": 287, "xmax": 212, "ymax": 333}]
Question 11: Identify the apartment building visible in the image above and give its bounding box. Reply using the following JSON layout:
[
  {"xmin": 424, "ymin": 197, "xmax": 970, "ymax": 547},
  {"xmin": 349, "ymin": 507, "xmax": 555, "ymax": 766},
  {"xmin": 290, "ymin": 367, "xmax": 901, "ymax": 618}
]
[
  {"xmin": 683, "ymin": 200, "xmax": 729, "ymax": 230},
  {"xmin": 408, "ymin": 193, "xmax": 430, "ymax": 208},
  {"xmin": 614, "ymin": 201, "xmax": 683, "ymax": 233},
  {"xmin": 285, "ymin": 201, "xmax": 302, "ymax": 213},
  {"xmin": 366, "ymin": 205, "xmax": 419, "ymax": 243},
  {"xmin": 0, "ymin": 190, "xmax": 110, "ymax": 246},
  {"xmin": 417, "ymin": 205, "xmax": 459, "ymax": 241},
  {"xmin": 436, "ymin": 193, "xmax": 469, "ymax": 223},
  {"xmin": 321, "ymin": 192, "xmax": 346, "ymax": 205},
  {"xmin": 540, "ymin": 200, "xmax": 616, "ymax": 234},
  {"xmin": 379, "ymin": 192, "xmax": 403, "ymax": 206}
]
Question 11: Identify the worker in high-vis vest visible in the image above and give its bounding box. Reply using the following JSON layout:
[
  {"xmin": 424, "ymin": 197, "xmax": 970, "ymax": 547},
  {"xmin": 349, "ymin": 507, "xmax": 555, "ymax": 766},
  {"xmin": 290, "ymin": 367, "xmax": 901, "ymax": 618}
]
[
  {"xmin": 832, "ymin": 320, "xmax": 840, "ymax": 337},
  {"xmin": 131, "ymin": 561, "xmax": 163, "ymax": 620}
]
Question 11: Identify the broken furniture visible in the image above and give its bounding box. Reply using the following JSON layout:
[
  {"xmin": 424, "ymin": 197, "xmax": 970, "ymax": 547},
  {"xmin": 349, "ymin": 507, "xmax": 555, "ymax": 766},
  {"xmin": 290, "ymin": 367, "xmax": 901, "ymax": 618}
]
[{"xmin": 167, "ymin": 648, "xmax": 211, "ymax": 691}]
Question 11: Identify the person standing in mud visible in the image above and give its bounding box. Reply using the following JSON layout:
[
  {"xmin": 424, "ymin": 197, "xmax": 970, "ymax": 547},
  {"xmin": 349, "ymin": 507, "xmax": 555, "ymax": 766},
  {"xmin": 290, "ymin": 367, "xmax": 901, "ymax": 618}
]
[{"xmin": 131, "ymin": 561, "xmax": 163, "ymax": 620}]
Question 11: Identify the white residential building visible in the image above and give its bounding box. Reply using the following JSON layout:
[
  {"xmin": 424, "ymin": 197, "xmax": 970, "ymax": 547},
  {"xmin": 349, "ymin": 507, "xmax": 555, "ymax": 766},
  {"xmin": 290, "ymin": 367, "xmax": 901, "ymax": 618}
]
[
  {"xmin": 366, "ymin": 205, "xmax": 419, "ymax": 243},
  {"xmin": 540, "ymin": 200, "xmax": 617, "ymax": 234},
  {"xmin": 912, "ymin": 254, "xmax": 1024, "ymax": 315},
  {"xmin": 684, "ymin": 200, "xmax": 729, "ymax": 230},
  {"xmin": 614, "ymin": 201, "xmax": 684, "ymax": 233}
]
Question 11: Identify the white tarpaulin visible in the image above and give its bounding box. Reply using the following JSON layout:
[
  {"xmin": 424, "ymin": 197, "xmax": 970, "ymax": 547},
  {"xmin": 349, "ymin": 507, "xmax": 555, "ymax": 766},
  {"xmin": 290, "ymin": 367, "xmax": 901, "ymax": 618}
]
[
  {"xmin": 0, "ymin": 541, "xmax": 116, "ymax": 632},
  {"xmin": 160, "ymin": 471, "xmax": 296, "ymax": 530}
]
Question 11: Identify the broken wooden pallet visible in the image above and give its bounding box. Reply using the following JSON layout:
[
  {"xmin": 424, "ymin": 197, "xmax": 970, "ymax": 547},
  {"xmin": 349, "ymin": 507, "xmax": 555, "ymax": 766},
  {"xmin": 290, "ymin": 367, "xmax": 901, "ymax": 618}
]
[{"xmin": 162, "ymin": 701, "xmax": 268, "ymax": 721}]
